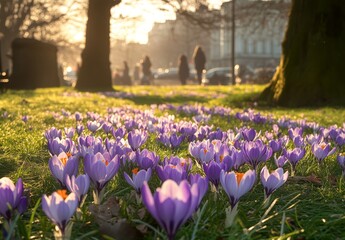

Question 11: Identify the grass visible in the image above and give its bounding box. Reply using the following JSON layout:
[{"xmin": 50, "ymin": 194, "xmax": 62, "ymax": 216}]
[{"xmin": 0, "ymin": 84, "xmax": 345, "ymax": 239}]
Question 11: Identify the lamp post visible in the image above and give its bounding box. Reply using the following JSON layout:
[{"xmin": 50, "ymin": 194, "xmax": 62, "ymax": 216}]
[
  {"xmin": 231, "ymin": 0, "xmax": 236, "ymax": 85},
  {"xmin": 0, "ymin": 32, "xmax": 3, "ymax": 73}
]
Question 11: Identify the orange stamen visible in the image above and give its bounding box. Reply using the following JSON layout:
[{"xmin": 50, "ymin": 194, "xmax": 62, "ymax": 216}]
[
  {"xmin": 320, "ymin": 143, "xmax": 327, "ymax": 150},
  {"xmin": 132, "ymin": 168, "xmax": 139, "ymax": 175},
  {"xmin": 60, "ymin": 157, "xmax": 67, "ymax": 166},
  {"xmin": 235, "ymin": 172, "xmax": 244, "ymax": 186},
  {"xmin": 219, "ymin": 155, "xmax": 224, "ymax": 162},
  {"xmin": 57, "ymin": 189, "xmax": 68, "ymax": 200},
  {"xmin": 203, "ymin": 148, "xmax": 208, "ymax": 154},
  {"xmin": 102, "ymin": 159, "xmax": 109, "ymax": 166},
  {"xmin": 66, "ymin": 152, "xmax": 72, "ymax": 158}
]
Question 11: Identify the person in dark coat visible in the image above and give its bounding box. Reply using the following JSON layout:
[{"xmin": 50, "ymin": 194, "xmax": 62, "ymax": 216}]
[
  {"xmin": 122, "ymin": 61, "xmax": 132, "ymax": 85},
  {"xmin": 178, "ymin": 54, "xmax": 190, "ymax": 85},
  {"xmin": 141, "ymin": 55, "xmax": 152, "ymax": 85},
  {"xmin": 193, "ymin": 46, "xmax": 206, "ymax": 85}
]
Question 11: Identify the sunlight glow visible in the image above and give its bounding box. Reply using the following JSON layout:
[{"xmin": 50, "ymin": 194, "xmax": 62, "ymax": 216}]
[{"xmin": 64, "ymin": 0, "xmax": 224, "ymax": 44}]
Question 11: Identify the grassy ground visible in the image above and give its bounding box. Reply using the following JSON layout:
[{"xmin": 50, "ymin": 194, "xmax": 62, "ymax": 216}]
[{"xmin": 0, "ymin": 85, "xmax": 345, "ymax": 239}]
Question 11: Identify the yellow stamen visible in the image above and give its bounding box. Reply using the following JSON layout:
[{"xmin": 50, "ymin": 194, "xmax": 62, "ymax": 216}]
[
  {"xmin": 235, "ymin": 172, "xmax": 244, "ymax": 186},
  {"xmin": 132, "ymin": 168, "xmax": 139, "ymax": 174},
  {"xmin": 57, "ymin": 189, "xmax": 68, "ymax": 200}
]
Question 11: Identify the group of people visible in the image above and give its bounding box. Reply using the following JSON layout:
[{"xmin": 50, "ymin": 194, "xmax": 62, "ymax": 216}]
[
  {"xmin": 114, "ymin": 45, "xmax": 206, "ymax": 86},
  {"xmin": 178, "ymin": 46, "xmax": 206, "ymax": 85}
]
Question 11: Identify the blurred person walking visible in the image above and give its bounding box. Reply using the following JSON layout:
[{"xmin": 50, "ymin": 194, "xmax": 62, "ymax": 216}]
[
  {"xmin": 122, "ymin": 61, "xmax": 132, "ymax": 85},
  {"xmin": 193, "ymin": 46, "xmax": 206, "ymax": 85},
  {"xmin": 178, "ymin": 54, "xmax": 190, "ymax": 85},
  {"xmin": 141, "ymin": 55, "xmax": 152, "ymax": 85}
]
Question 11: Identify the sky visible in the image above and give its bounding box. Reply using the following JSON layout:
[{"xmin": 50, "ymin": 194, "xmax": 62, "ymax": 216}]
[{"xmin": 66, "ymin": 0, "xmax": 224, "ymax": 45}]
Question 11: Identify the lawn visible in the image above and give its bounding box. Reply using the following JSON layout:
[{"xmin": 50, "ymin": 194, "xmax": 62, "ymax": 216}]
[{"xmin": 0, "ymin": 85, "xmax": 344, "ymax": 239}]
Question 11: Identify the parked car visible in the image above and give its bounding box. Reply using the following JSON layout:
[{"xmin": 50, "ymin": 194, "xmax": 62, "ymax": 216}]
[
  {"xmin": 154, "ymin": 68, "xmax": 178, "ymax": 80},
  {"xmin": 63, "ymin": 67, "xmax": 77, "ymax": 86},
  {"xmin": 202, "ymin": 67, "xmax": 232, "ymax": 85},
  {"xmin": 154, "ymin": 68, "xmax": 197, "ymax": 81},
  {"xmin": 253, "ymin": 67, "xmax": 276, "ymax": 84}
]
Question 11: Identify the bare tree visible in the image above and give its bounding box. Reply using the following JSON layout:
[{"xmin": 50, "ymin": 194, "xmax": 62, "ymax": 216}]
[{"xmin": 0, "ymin": 0, "xmax": 74, "ymax": 70}]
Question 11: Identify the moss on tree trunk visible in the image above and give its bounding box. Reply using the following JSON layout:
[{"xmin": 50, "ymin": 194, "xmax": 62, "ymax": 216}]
[
  {"xmin": 260, "ymin": 0, "xmax": 345, "ymax": 107},
  {"xmin": 76, "ymin": 0, "xmax": 117, "ymax": 91}
]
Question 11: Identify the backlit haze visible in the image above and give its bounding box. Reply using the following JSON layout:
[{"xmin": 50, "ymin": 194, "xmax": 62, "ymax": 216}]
[{"xmin": 65, "ymin": 0, "xmax": 224, "ymax": 45}]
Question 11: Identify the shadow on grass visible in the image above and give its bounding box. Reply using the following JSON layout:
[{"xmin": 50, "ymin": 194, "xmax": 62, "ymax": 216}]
[
  {"xmin": 218, "ymin": 91, "xmax": 262, "ymax": 108},
  {"xmin": 0, "ymin": 157, "xmax": 19, "ymax": 176},
  {"xmin": 128, "ymin": 94, "xmax": 209, "ymax": 105}
]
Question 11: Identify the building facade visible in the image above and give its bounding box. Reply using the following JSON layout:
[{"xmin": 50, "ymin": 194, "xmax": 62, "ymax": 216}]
[{"xmin": 147, "ymin": 0, "xmax": 289, "ymax": 70}]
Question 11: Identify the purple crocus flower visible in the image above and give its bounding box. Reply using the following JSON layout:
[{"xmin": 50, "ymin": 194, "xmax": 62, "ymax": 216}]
[
  {"xmin": 128, "ymin": 129, "xmax": 148, "ymax": 151},
  {"xmin": 170, "ymin": 133, "xmax": 184, "ymax": 148},
  {"xmin": 47, "ymin": 137, "xmax": 73, "ymax": 156},
  {"xmin": 141, "ymin": 180, "xmax": 202, "ymax": 240},
  {"xmin": 306, "ymin": 133, "xmax": 322, "ymax": 146},
  {"xmin": 87, "ymin": 120, "xmax": 102, "ymax": 133},
  {"xmin": 220, "ymin": 169, "xmax": 256, "ymax": 209},
  {"xmin": 288, "ymin": 127, "xmax": 303, "ymax": 140},
  {"xmin": 77, "ymin": 135, "xmax": 105, "ymax": 157},
  {"xmin": 260, "ymin": 166, "xmax": 288, "ymax": 199},
  {"xmin": 156, "ymin": 164, "xmax": 188, "ymax": 183},
  {"xmin": 241, "ymin": 140, "xmax": 272, "ymax": 170},
  {"xmin": 102, "ymin": 122, "xmax": 113, "ymax": 135},
  {"xmin": 284, "ymin": 148, "xmax": 306, "ymax": 172},
  {"xmin": 274, "ymin": 155, "xmax": 288, "ymax": 168},
  {"xmin": 241, "ymin": 128, "xmax": 257, "ymax": 141},
  {"xmin": 293, "ymin": 136, "xmax": 305, "ymax": 148},
  {"xmin": 84, "ymin": 152, "xmax": 120, "ymax": 204},
  {"xmin": 65, "ymin": 174, "xmax": 90, "ymax": 204},
  {"xmin": 124, "ymin": 167, "xmax": 152, "ymax": 193},
  {"xmin": 64, "ymin": 127, "xmax": 75, "ymax": 139},
  {"xmin": 21, "ymin": 115, "xmax": 28, "ymax": 123},
  {"xmin": 0, "ymin": 177, "xmax": 28, "ymax": 220},
  {"xmin": 44, "ymin": 127, "xmax": 62, "ymax": 140},
  {"xmin": 189, "ymin": 174, "xmax": 208, "ymax": 208},
  {"xmin": 311, "ymin": 141, "xmax": 336, "ymax": 163},
  {"xmin": 49, "ymin": 152, "xmax": 79, "ymax": 188},
  {"xmin": 75, "ymin": 112, "xmax": 83, "ymax": 122},
  {"xmin": 203, "ymin": 160, "xmax": 224, "ymax": 187},
  {"xmin": 42, "ymin": 190, "xmax": 78, "ymax": 237},
  {"xmin": 232, "ymin": 149, "xmax": 245, "ymax": 171},
  {"xmin": 135, "ymin": 149, "xmax": 159, "ymax": 170},
  {"xmin": 337, "ymin": 153, "xmax": 345, "ymax": 176},
  {"xmin": 111, "ymin": 126, "xmax": 126, "ymax": 139},
  {"xmin": 188, "ymin": 140, "xmax": 215, "ymax": 164},
  {"xmin": 335, "ymin": 132, "xmax": 345, "ymax": 147},
  {"xmin": 269, "ymin": 139, "xmax": 282, "ymax": 153},
  {"xmin": 76, "ymin": 124, "xmax": 84, "ymax": 136}
]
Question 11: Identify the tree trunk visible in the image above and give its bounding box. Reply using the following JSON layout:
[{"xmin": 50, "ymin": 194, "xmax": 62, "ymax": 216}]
[
  {"xmin": 76, "ymin": 0, "xmax": 118, "ymax": 91},
  {"xmin": 260, "ymin": 0, "xmax": 345, "ymax": 106}
]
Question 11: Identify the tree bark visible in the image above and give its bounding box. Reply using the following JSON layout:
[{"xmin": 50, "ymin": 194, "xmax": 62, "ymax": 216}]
[
  {"xmin": 76, "ymin": 0, "xmax": 120, "ymax": 91},
  {"xmin": 260, "ymin": 0, "xmax": 345, "ymax": 106}
]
